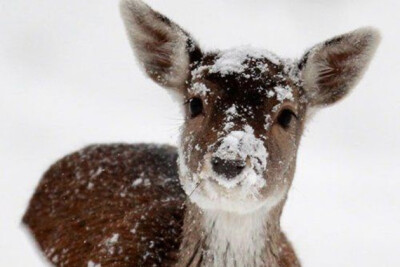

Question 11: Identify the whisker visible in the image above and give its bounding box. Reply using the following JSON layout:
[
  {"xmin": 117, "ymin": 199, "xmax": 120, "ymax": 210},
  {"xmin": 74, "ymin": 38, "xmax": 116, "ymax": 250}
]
[
  {"xmin": 188, "ymin": 180, "xmax": 203, "ymax": 198},
  {"xmin": 180, "ymin": 180, "xmax": 203, "ymax": 210}
]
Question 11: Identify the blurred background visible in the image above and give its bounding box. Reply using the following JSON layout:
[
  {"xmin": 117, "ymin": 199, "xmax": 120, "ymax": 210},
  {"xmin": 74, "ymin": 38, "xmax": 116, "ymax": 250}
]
[{"xmin": 1, "ymin": 0, "xmax": 399, "ymax": 266}]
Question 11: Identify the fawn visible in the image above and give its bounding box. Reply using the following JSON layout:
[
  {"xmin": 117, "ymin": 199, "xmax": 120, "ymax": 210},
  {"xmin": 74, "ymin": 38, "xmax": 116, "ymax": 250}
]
[{"xmin": 23, "ymin": 0, "xmax": 380, "ymax": 266}]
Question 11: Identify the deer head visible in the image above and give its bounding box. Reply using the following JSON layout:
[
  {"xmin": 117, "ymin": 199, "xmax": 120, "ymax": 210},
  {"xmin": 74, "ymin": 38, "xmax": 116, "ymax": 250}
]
[{"xmin": 120, "ymin": 0, "xmax": 380, "ymax": 214}]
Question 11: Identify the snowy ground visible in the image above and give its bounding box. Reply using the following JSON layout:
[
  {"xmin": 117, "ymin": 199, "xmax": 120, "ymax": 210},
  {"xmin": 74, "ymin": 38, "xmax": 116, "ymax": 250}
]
[{"xmin": 1, "ymin": 0, "xmax": 399, "ymax": 266}]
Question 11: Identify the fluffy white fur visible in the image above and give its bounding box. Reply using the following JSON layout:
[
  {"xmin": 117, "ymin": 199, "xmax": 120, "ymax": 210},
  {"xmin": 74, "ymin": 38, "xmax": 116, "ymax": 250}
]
[
  {"xmin": 202, "ymin": 208, "xmax": 271, "ymax": 267},
  {"xmin": 190, "ymin": 181, "xmax": 287, "ymax": 214}
]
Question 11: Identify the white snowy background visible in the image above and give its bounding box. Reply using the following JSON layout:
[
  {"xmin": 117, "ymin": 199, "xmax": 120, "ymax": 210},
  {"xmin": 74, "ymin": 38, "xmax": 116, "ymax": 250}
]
[{"xmin": 1, "ymin": 0, "xmax": 399, "ymax": 266}]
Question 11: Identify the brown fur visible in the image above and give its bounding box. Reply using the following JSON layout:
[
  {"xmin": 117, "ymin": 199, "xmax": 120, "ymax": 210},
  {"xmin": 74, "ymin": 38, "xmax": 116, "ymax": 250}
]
[{"xmin": 23, "ymin": 144, "xmax": 185, "ymax": 266}]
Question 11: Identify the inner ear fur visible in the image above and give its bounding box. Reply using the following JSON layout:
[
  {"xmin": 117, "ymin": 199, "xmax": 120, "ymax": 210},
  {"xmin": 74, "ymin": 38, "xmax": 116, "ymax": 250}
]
[
  {"xmin": 120, "ymin": 0, "xmax": 202, "ymax": 91},
  {"xmin": 299, "ymin": 27, "xmax": 381, "ymax": 107}
]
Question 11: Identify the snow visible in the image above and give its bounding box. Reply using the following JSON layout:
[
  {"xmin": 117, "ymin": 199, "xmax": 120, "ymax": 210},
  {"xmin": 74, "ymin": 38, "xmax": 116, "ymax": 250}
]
[
  {"xmin": 274, "ymin": 85, "xmax": 294, "ymax": 102},
  {"xmin": 103, "ymin": 233, "xmax": 119, "ymax": 255},
  {"xmin": 190, "ymin": 82, "xmax": 210, "ymax": 96},
  {"xmin": 225, "ymin": 104, "xmax": 238, "ymax": 118},
  {"xmin": 87, "ymin": 182, "xmax": 94, "ymax": 190},
  {"xmin": 130, "ymin": 222, "xmax": 139, "ymax": 234},
  {"xmin": 87, "ymin": 260, "xmax": 101, "ymax": 267},
  {"xmin": 222, "ymin": 104, "xmax": 239, "ymax": 132},
  {"xmin": 1, "ymin": 0, "xmax": 399, "ymax": 266},
  {"xmin": 223, "ymin": 122, "xmax": 234, "ymax": 132},
  {"xmin": 264, "ymin": 115, "xmax": 272, "ymax": 131},
  {"xmin": 266, "ymin": 90, "xmax": 275, "ymax": 98},
  {"xmin": 191, "ymin": 65, "xmax": 210, "ymax": 79},
  {"xmin": 90, "ymin": 167, "xmax": 104, "ymax": 178},
  {"xmin": 132, "ymin": 178, "xmax": 143, "ymax": 187},
  {"xmin": 210, "ymin": 46, "xmax": 281, "ymax": 76},
  {"xmin": 214, "ymin": 125, "xmax": 268, "ymax": 176},
  {"xmin": 51, "ymin": 255, "xmax": 58, "ymax": 263},
  {"xmin": 108, "ymin": 233, "xmax": 119, "ymax": 244}
]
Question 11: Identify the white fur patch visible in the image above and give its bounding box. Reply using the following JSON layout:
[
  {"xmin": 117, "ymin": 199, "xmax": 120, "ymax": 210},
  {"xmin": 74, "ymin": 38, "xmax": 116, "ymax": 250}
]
[
  {"xmin": 202, "ymin": 208, "xmax": 271, "ymax": 267},
  {"xmin": 189, "ymin": 180, "xmax": 287, "ymax": 214}
]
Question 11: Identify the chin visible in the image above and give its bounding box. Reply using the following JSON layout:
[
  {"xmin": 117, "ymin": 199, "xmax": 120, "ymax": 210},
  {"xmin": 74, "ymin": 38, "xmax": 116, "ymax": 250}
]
[{"xmin": 182, "ymin": 172, "xmax": 287, "ymax": 215}]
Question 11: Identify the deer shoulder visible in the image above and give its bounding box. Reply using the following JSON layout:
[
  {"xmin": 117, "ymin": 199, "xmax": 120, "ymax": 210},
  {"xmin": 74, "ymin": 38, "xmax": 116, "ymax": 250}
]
[{"xmin": 23, "ymin": 144, "xmax": 185, "ymax": 266}]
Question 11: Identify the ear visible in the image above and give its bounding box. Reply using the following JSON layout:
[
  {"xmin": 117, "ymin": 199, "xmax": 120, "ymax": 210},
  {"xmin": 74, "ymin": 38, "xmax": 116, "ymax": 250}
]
[
  {"xmin": 299, "ymin": 27, "xmax": 381, "ymax": 107},
  {"xmin": 120, "ymin": 0, "xmax": 202, "ymax": 90}
]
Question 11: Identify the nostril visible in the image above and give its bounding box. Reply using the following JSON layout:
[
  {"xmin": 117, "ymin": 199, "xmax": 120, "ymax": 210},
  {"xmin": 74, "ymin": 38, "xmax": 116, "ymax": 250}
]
[{"xmin": 211, "ymin": 157, "xmax": 245, "ymax": 180}]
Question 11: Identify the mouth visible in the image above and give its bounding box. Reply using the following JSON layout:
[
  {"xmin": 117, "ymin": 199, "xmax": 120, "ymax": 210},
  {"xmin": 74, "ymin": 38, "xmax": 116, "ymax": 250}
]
[
  {"xmin": 189, "ymin": 164, "xmax": 266, "ymax": 201},
  {"xmin": 209, "ymin": 174, "xmax": 243, "ymax": 188},
  {"xmin": 207, "ymin": 165, "xmax": 261, "ymax": 189},
  {"xmin": 185, "ymin": 172, "xmax": 284, "ymax": 214},
  {"xmin": 204, "ymin": 152, "xmax": 267, "ymax": 187},
  {"xmin": 179, "ymin": 157, "xmax": 281, "ymax": 214}
]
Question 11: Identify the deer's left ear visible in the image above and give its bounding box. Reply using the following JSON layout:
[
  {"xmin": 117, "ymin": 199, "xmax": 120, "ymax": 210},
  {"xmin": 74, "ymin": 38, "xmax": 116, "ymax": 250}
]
[
  {"xmin": 299, "ymin": 27, "xmax": 381, "ymax": 107},
  {"xmin": 120, "ymin": 0, "xmax": 202, "ymax": 90}
]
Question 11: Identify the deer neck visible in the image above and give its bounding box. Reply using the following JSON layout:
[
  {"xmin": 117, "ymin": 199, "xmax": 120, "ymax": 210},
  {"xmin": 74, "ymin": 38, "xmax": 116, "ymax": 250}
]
[{"xmin": 176, "ymin": 201, "xmax": 285, "ymax": 267}]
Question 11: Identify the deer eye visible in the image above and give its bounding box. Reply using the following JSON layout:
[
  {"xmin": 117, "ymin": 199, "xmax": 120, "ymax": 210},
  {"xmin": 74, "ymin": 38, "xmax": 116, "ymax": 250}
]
[
  {"xmin": 189, "ymin": 97, "xmax": 203, "ymax": 118},
  {"xmin": 277, "ymin": 109, "xmax": 296, "ymax": 129}
]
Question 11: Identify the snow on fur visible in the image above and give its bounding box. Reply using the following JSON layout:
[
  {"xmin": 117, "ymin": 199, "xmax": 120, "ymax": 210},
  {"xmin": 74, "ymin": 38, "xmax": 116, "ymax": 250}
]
[
  {"xmin": 210, "ymin": 46, "xmax": 281, "ymax": 76},
  {"xmin": 214, "ymin": 125, "xmax": 268, "ymax": 176},
  {"xmin": 189, "ymin": 82, "xmax": 210, "ymax": 96},
  {"xmin": 274, "ymin": 85, "xmax": 294, "ymax": 102}
]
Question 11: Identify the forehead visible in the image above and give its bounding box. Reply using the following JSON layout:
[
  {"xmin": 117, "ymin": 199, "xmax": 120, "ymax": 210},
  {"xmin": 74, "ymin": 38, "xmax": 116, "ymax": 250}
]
[{"xmin": 189, "ymin": 47, "xmax": 299, "ymax": 104}]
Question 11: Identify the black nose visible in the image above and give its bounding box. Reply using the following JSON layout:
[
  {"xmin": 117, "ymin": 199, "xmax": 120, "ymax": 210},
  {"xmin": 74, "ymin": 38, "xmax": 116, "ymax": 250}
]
[{"xmin": 211, "ymin": 157, "xmax": 245, "ymax": 179}]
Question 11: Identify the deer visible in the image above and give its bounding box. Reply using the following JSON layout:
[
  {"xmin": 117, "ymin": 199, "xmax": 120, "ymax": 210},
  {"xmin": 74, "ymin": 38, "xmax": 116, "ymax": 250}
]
[{"xmin": 22, "ymin": 0, "xmax": 380, "ymax": 266}]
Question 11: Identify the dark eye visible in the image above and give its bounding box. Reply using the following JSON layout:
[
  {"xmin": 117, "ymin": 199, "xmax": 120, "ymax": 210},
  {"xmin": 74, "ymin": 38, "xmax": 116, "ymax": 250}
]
[
  {"xmin": 277, "ymin": 109, "xmax": 295, "ymax": 129},
  {"xmin": 189, "ymin": 97, "xmax": 203, "ymax": 118}
]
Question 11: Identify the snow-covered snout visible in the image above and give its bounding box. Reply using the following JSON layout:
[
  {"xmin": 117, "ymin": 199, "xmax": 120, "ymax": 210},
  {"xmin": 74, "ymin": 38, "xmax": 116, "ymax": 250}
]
[
  {"xmin": 199, "ymin": 125, "xmax": 268, "ymax": 193},
  {"xmin": 212, "ymin": 125, "xmax": 268, "ymax": 183}
]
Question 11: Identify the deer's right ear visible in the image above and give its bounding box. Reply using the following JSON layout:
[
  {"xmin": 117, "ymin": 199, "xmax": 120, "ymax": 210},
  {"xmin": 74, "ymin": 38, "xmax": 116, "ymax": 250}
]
[{"xmin": 120, "ymin": 0, "xmax": 202, "ymax": 91}]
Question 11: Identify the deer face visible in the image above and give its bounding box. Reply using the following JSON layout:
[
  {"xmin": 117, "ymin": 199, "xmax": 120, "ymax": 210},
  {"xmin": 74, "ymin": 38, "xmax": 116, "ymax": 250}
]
[
  {"xmin": 121, "ymin": 0, "xmax": 380, "ymax": 213},
  {"xmin": 178, "ymin": 51, "xmax": 307, "ymax": 212}
]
